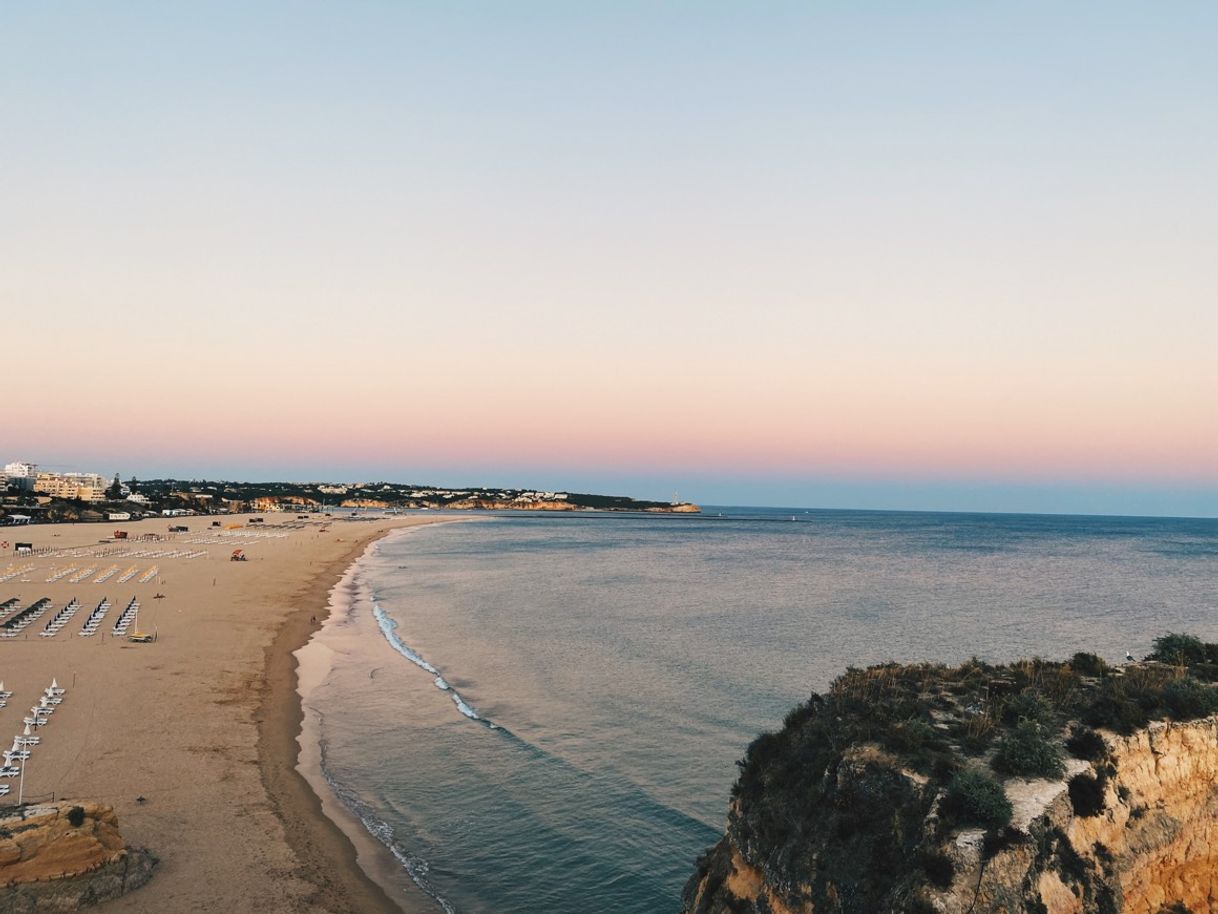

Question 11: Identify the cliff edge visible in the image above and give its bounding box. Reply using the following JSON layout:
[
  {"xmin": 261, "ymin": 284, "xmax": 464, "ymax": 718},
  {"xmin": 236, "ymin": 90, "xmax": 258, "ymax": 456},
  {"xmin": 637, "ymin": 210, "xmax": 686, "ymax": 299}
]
[
  {"xmin": 683, "ymin": 635, "xmax": 1218, "ymax": 914},
  {"xmin": 0, "ymin": 802, "xmax": 155, "ymax": 912}
]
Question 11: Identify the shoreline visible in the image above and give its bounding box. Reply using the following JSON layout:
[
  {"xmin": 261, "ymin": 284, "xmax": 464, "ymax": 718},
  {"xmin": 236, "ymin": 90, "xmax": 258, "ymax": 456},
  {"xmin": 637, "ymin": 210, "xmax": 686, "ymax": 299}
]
[
  {"xmin": 255, "ymin": 525, "xmax": 423, "ymax": 914},
  {"xmin": 0, "ymin": 511, "xmax": 458, "ymax": 912}
]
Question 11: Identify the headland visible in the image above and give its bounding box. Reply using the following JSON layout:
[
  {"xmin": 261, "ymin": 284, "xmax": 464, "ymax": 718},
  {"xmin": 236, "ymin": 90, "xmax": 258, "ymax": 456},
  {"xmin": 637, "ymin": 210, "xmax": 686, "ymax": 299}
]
[{"xmin": 684, "ymin": 641, "xmax": 1218, "ymax": 914}]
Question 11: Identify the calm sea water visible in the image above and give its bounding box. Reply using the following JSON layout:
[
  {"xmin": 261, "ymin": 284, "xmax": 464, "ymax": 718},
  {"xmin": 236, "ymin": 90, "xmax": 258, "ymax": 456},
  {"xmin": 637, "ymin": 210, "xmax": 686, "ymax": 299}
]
[{"xmin": 309, "ymin": 508, "xmax": 1218, "ymax": 914}]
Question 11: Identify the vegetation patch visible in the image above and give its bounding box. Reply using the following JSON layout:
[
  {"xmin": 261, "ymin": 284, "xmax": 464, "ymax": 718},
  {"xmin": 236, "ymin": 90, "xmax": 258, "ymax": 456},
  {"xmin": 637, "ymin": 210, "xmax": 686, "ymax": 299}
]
[
  {"xmin": 1162, "ymin": 676, "xmax": 1218, "ymax": 720},
  {"xmin": 943, "ymin": 771, "xmax": 1012, "ymax": 829},
  {"xmin": 1067, "ymin": 772, "xmax": 1106, "ymax": 817},
  {"xmin": 1065, "ymin": 725, "xmax": 1107, "ymax": 761},
  {"xmin": 1070, "ymin": 652, "xmax": 1109, "ymax": 677},
  {"xmin": 991, "ymin": 720, "xmax": 1065, "ymax": 779}
]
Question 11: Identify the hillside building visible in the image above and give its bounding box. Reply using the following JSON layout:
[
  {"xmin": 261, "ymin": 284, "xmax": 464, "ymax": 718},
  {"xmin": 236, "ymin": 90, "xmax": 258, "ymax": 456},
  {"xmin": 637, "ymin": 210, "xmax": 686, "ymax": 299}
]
[{"xmin": 34, "ymin": 472, "xmax": 106, "ymax": 502}]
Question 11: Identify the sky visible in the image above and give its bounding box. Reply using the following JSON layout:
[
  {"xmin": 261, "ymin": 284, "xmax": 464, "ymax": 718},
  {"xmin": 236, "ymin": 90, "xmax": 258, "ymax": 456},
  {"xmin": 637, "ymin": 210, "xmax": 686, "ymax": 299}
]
[{"xmin": 2, "ymin": 2, "xmax": 1216, "ymax": 515}]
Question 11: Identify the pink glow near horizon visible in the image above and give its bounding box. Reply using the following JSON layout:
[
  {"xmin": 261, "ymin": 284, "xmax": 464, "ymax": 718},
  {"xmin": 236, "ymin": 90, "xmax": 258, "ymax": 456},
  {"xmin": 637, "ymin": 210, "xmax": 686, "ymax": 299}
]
[
  {"xmin": 5, "ymin": 351, "xmax": 1214, "ymax": 484},
  {"xmin": 4, "ymin": 5, "xmax": 1217, "ymax": 495}
]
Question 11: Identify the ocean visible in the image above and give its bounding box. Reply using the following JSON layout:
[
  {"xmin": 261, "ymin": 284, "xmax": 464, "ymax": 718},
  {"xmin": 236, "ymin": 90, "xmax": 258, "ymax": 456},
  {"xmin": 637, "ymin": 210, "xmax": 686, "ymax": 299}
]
[{"xmin": 303, "ymin": 507, "xmax": 1218, "ymax": 914}]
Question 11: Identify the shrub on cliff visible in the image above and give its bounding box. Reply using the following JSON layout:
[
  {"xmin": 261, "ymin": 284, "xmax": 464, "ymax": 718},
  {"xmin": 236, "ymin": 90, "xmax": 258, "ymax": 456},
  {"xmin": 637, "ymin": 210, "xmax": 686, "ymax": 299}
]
[
  {"xmin": 999, "ymin": 691, "xmax": 1055, "ymax": 727},
  {"xmin": 1070, "ymin": 652, "xmax": 1108, "ymax": 677},
  {"xmin": 1162, "ymin": 676, "xmax": 1218, "ymax": 720},
  {"xmin": 1081, "ymin": 693, "xmax": 1149, "ymax": 734},
  {"xmin": 942, "ymin": 771, "xmax": 1012, "ymax": 829},
  {"xmin": 66, "ymin": 806, "xmax": 85, "ymax": 828},
  {"xmin": 991, "ymin": 720, "xmax": 1065, "ymax": 779},
  {"xmin": 1080, "ymin": 665, "xmax": 1175, "ymax": 734},
  {"xmin": 1065, "ymin": 725, "xmax": 1107, "ymax": 761},
  {"xmin": 1150, "ymin": 633, "xmax": 1207, "ymax": 665},
  {"xmin": 1067, "ymin": 771, "xmax": 1106, "ymax": 817}
]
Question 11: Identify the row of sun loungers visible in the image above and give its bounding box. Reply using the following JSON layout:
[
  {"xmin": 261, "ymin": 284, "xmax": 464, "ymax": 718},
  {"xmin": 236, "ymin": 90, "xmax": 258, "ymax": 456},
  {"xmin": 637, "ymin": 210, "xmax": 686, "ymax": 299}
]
[
  {"xmin": 79, "ymin": 597, "xmax": 111, "ymax": 636},
  {"xmin": 40, "ymin": 599, "xmax": 81, "ymax": 637},
  {"xmin": 112, "ymin": 598, "xmax": 140, "ymax": 637},
  {"xmin": 0, "ymin": 680, "xmax": 69, "ymax": 796},
  {"xmin": 66, "ymin": 566, "xmax": 97, "ymax": 584},
  {"xmin": 0, "ymin": 595, "xmax": 146, "ymax": 639},
  {"xmin": 93, "ymin": 564, "xmax": 121, "ymax": 584},
  {"xmin": 45, "ymin": 544, "xmax": 128, "ymax": 558},
  {"xmin": 0, "ymin": 599, "xmax": 52, "ymax": 637},
  {"xmin": 35, "ymin": 547, "xmax": 205, "ymax": 569},
  {"xmin": 0, "ymin": 565, "xmax": 34, "ymax": 585},
  {"xmin": 46, "ymin": 564, "xmax": 161, "ymax": 585},
  {"xmin": 130, "ymin": 549, "xmax": 199, "ymax": 558}
]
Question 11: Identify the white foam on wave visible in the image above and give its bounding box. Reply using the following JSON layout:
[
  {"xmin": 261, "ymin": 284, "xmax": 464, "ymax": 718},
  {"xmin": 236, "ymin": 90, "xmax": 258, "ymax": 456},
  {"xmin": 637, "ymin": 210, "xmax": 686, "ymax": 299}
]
[
  {"xmin": 373, "ymin": 603, "xmax": 439, "ymax": 675},
  {"xmin": 373, "ymin": 603, "xmax": 486, "ymax": 724},
  {"xmin": 321, "ymin": 763, "xmax": 457, "ymax": 914},
  {"xmin": 451, "ymin": 693, "xmax": 480, "ymax": 720}
]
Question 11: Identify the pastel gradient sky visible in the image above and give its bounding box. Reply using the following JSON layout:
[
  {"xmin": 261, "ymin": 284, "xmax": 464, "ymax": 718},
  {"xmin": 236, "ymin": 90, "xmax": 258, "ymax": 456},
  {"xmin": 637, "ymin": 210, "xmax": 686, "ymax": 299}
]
[{"xmin": 3, "ymin": 2, "xmax": 1216, "ymax": 514}]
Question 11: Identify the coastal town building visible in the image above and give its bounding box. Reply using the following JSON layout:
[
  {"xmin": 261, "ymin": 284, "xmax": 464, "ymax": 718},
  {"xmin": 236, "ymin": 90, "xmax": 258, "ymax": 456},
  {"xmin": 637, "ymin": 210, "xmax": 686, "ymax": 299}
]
[
  {"xmin": 34, "ymin": 472, "xmax": 107, "ymax": 502},
  {"xmin": 3, "ymin": 462, "xmax": 38, "ymax": 492}
]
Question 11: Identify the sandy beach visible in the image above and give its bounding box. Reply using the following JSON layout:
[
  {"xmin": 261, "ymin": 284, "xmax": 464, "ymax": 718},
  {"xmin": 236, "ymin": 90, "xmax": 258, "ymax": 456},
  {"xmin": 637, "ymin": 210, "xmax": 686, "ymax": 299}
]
[{"xmin": 0, "ymin": 512, "xmax": 445, "ymax": 913}]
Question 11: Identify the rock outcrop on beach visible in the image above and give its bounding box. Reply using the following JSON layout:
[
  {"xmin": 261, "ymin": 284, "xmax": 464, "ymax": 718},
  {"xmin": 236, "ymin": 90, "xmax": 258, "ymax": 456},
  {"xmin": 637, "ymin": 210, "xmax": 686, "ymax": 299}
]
[
  {"xmin": 683, "ymin": 636, "xmax": 1218, "ymax": 914},
  {"xmin": 0, "ymin": 802, "xmax": 155, "ymax": 911}
]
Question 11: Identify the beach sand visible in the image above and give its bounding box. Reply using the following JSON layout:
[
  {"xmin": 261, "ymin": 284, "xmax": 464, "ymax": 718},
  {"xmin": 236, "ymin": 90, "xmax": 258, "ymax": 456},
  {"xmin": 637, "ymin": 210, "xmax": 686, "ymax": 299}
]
[{"xmin": 0, "ymin": 513, "xmax": 443, "ymax": 913}]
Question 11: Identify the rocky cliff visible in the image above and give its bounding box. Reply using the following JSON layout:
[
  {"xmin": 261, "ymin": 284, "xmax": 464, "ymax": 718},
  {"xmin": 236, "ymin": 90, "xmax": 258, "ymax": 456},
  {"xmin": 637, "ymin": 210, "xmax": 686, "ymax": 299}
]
[
  {"xmin": 683, "ymin": 637, "xmax": 1218, "ymax": 914},
  {"xmin": 0, "ymin": 802, "xmax": 154, "ymax": 912}
]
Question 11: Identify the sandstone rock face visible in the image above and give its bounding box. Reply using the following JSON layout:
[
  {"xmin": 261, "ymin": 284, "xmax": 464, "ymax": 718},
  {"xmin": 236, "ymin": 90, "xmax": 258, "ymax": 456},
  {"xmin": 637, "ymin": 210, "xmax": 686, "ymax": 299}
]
[
  {"xmin": 684, "ymin": 717, "xmax": 1218, "ymax": 914},
  {"xmin": 0, "ymin": 802, "xmax": 155, "ymax": 912}
]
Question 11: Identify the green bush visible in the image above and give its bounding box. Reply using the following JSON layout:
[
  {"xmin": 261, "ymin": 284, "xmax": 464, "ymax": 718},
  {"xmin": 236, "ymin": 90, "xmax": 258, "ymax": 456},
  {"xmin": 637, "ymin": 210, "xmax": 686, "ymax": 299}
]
[
  {"xmin": 1000, "ymin": 691, "xmax": 1054, "ymax": 727},
  {"xmin": 1081, "ymin": 697, "xmax": 1148, "ymax": 734},
  {"xmin": 1065, "ymin": 725, "xmax": 1107, "ymax": 761},
  {"xmin": 1070, "ymin": 652, "xmax": 1108, "ymax": 677},
  {"xmin": 1151, "ymin": 633, "xmax": 1207, "ymax": 665},
  {"xmin": 1191, "ymin": 662, "xmax": 1218, "ymax": 682},
  {"xmin": 66, "ymin": 806, "xmax": 85, "ymax": 828},
  {"xmin": 1067, "ymin": 772, "xmax": 1106, "ymax": 817},
  {"xmin": 885, "ymin": 719, "xmax": 939, "ymax": 755},
  {"xmin": 942, "ymin": 771, "xmax": 1012, "ymax": 829},
  {"xmin": 1162, "ymin": 677, "xmax": 1218, "ymax": 720},
  {"xmin": 992, "ymin": 720, "xmax": 1065, "ymax": 779}
]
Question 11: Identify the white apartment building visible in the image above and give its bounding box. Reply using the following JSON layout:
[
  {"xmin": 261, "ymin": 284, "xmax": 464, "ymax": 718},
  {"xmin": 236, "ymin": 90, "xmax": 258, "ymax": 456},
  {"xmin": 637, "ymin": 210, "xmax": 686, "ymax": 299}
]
[{"xmin": 3, "ymin": 462, "xmax": 38, "ymax": 492}]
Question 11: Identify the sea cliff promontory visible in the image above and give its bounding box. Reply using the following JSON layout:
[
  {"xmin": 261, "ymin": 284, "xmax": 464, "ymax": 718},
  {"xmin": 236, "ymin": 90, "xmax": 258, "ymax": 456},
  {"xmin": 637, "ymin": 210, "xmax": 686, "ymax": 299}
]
[{"xmin": 684, "ymin": 635, "xmax": 1218, "ymax": 914}]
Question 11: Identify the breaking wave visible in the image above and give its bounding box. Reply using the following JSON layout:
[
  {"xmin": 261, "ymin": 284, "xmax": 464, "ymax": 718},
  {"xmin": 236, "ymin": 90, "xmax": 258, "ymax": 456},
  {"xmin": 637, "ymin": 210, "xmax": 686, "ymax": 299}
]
[{"xmin": 372, "ymin": 602, "xmax": 492, "ymax": 727}]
